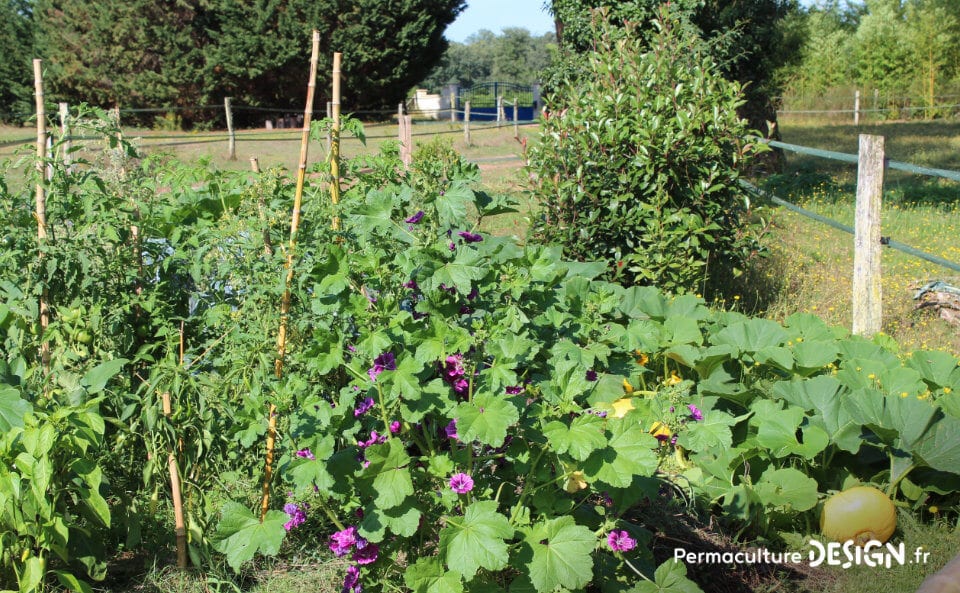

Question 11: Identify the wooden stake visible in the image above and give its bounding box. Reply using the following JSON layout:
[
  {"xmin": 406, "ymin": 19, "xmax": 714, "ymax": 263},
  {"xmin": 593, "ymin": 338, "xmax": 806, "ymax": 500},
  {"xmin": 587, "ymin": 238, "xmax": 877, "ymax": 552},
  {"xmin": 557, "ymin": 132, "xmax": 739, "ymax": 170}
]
[
  {"xmin": 852, "ymin": 134, "xmax": 884, "ymax": 337},
  {"xmin": 330, "ymin": 52, "xmax": 342, "ymax": 230},
  {"xmin": 225, "ymin": 97, "xmax": 236, "ymax": 161},
  {"xmin": 163, "ymin": 390, "xmax": 188, "ymax": 568},
  {"xmin": 261, "ymin": 30, "xmax": 321, "ymax": 524},
  {"xmin": 34, "ymin": 59, "xmax": 50, "ymax": 373},
  {"xmin": 400, "ymin": 114, "xmax": 413, "ymax": 168}
]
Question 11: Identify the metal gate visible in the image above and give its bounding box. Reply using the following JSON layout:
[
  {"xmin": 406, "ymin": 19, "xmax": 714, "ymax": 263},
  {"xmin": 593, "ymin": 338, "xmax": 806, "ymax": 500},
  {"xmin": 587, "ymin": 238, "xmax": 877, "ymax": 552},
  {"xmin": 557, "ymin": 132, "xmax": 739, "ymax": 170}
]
[{"xmin": 454, "ymin": 82, "xmax": 539, "ymax": 121}]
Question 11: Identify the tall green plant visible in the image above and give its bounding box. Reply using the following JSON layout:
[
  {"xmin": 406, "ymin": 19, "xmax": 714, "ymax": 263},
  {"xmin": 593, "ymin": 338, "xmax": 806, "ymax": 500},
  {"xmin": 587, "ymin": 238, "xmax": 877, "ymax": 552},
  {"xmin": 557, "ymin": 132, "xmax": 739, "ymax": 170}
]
[{"xmin": 528, "ymin": 6, "xmax": 767, "ymax": 295}]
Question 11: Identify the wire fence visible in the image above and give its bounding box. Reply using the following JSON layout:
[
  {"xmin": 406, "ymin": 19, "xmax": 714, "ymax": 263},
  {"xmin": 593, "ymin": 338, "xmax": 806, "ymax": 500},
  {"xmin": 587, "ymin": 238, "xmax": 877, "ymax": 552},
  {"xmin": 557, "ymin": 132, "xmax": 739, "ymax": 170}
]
[{"xmin": 747, "ymin": 139, "xmax": 960, "ymax": 274}]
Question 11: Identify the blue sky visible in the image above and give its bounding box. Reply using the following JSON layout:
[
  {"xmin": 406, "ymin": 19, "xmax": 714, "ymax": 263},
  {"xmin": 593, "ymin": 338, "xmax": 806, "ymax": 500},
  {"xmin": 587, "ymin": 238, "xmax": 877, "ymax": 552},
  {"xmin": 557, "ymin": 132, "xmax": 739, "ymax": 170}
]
[{"xmin": 445, "ymin": 0, "xmax": 555, "ymax": 43}]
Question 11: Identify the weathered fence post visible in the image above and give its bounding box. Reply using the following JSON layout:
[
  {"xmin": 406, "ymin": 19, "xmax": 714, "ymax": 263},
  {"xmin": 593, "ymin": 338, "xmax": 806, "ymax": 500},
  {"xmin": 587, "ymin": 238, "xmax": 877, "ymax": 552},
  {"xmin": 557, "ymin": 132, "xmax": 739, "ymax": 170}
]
[
  {"xmin": 464, "ymin": 101, "xmax": 471, "ymax": 146},
  {"xmin": 496, "ymin": 95, "xmax": 504, "ymax": 127},
  {"xmin": 58, "ymin": 102, "xmax": 71, "ymax": 172},
  {"xmin": 450, "ymin": 89, "xmax": 457, "ymax": 122},
  {"xmin": 224, "ymin": 97, "xmax": 236, "ymax": 160},
  {"xmin": 854, "ymin": 90, "xmax": 861, "ymax": 126},
  {"xmin": 513, "ymin": 98, "xmax": 519, "ymax": 139},
  {"xmin": 399, "ymin": 113, "xmax": 413, "ymax": 168},
  {"xmin": 852, "ymin": 134, "xmax": 885, "ymax": 337}
]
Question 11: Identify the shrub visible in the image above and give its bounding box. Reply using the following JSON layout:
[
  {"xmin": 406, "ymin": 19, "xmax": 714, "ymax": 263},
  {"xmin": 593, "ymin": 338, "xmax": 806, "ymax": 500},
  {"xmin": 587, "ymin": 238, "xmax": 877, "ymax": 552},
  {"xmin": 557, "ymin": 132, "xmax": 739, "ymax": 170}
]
[{"xmin": 527, "ymin": 6, "xmax": 768, "ymax": 295}]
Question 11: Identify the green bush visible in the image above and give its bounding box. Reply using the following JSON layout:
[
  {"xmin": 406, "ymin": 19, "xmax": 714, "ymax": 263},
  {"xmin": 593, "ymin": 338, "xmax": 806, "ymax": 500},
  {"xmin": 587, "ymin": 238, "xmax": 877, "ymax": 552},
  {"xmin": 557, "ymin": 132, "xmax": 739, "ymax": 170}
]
[{"xmin": 528, "ymin": 7, "xmax": 768, "ymax": 295}]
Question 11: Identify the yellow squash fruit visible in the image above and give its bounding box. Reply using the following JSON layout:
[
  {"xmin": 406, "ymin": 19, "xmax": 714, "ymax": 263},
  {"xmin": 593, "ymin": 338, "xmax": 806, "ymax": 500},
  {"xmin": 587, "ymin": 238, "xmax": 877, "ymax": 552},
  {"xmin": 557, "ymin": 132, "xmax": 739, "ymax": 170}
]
[
  {"xmin": 611, "ymin": 398, "xmax": 634, "ymax": 418},
  {"xmin": 820, "ymin": 486, "xmax": 897, "ymax": 545},
  {"xmin": 622, "ymin": 378, "xmax": 634, "ymax": 394}
]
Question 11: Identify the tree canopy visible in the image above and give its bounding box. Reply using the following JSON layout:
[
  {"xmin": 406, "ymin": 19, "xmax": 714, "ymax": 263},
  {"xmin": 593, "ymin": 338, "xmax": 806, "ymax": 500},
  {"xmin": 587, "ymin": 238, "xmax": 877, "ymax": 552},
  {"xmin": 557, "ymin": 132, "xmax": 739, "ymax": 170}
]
[
  {"xmin": 28, "ymin": 0, "xmax": 466, "ymax": 124},
  {"xmin": 0, "ymin": 0, "xmax": 36, "ymax": 123},
  {"xmin": 417, "ymin": 28, "xmax": 556, "ymax": 92}
]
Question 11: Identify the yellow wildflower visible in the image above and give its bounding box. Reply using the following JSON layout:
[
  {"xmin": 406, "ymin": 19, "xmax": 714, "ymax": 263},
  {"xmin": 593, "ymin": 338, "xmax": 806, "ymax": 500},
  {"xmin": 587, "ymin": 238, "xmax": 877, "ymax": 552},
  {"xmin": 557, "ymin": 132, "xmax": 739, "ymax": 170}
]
[
  {"xmin": 564, "ymin": 471, "xmax": 588, "ymax": 493},
  {"xmin": 622, "ymin": 378, "xmax": 634, "ymax": 394},
  {"xmin": 665, "ymin": 371, "xmax": 682, "ymax": 386}
]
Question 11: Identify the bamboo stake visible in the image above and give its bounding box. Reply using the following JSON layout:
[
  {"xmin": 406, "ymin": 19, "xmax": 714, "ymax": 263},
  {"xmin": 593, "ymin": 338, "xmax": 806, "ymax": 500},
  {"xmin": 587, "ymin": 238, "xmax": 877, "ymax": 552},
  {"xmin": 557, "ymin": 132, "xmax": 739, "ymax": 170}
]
[
  {"xmin": 330, "ymin": 52, "xmax": 342, "ymax": 230},
  {"xmin": 260, "ymin": 30, "xmax": 321, "ymax": 524},
  {"xmin": 164, "ymin": 321, "xmax": 188, "ymax": 568},
  {"xmin": 34, "ymin": 59, "xmax": 50, "ymax": 373}
]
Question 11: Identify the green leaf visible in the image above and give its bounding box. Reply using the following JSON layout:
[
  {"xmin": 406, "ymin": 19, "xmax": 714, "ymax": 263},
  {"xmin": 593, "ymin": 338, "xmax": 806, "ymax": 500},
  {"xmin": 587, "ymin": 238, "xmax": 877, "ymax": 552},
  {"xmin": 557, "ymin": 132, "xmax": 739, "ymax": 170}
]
[
  {"xmin": 678, "ymin": 410, "xmax": 736, "ymax": 452},
  {"xmin": 584, "ymin": 420, "xmax": 659, "ymax": 488},
  {"xmin": 360, "ymin": 500, "xmax": 422, "ymax": 542},
  {"xmin": 435, "ymin": 181, "xmax": 472, "ymax": 227},
  {"xmin": 750, "ymin": 400, "xmax": 828, "ymax": 459},
  {"xmin": 543, "ymin": 414, "xmax": 607, "ymax": 461},
  {"xmin": 55, "ymin": 571, "xmax": 94, "ymax": 593},
  {"xmin": 522, "ymin": 516, "xmax": 595, "ymax": 593},
  {"xmin": 211, "ymin": 501, "xmax": 288, "ymax": 571},
  {"xmin": 440, "ymin": 501, "xmax": 513, "ymax": 579},
  {"xmin": 0, "ymin": 385, "xmax": 31, "ymax": 432},
  {"xmin": 455, "ymin": 392, "xmax": 519, "ymax": 447},
  {"xmin": 754, "ymin": 468, "xmax": 819, "ymax": 511},
  {"xmin": 80, "ymin": 358, "xmax": 128, "ymax": 394},
  {"xmin": 361, "ymin": 439, "xmax": 414, "ymax": 509},
  {"xmin": 405, "ymin": 557, "xmax": 464, "ymax": 593},
  {"xmin": 629, "ymin": 559, "xmax": 702, "ymax": 593},
  {"xmin": 19, "ymin": 556, "xmax": 44, "ymax": 593}
]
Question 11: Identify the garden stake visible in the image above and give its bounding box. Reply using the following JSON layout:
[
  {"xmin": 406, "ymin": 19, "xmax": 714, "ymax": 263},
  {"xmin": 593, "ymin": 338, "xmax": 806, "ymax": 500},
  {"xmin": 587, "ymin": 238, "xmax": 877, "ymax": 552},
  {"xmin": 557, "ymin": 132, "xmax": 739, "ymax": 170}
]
[
  {"xmin": 260, "ymin": 30, "xmax": 321, "ymax": 524},
  {"xmin": 165, "ymin": 321, "xmax": 188, "ymax": 567},
  {"xmin": 330, "ymin": 52, "xmax": 342, "ymax": 230},
  {"xmin": 33, "ymin": 59, "xmax": 51, "ymax": 374}
]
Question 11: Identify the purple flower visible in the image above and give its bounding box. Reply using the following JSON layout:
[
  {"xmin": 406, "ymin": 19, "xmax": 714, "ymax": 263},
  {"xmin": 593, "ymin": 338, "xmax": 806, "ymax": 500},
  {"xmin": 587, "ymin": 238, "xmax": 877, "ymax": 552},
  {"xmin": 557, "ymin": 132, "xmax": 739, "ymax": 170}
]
[
  {"xmin": 403, "ymin": 279, "xmax": 419, "ymax": 290},
  {"xmin": 389, "ymin": 420, "xmax": 401, "ymax": 434},
  {"xmin": 445, "ymin": 419, "xmax": 459, "ymax": 440},
  {"xmin": 449, "ymin": 242, "xmax": 456, "ymax": 251},
  {"xmin": 295, "ymin": 448, "xmax": 315, "ymax": 460},
  {"xmin": 405, "ymin": 210, "xmax": 425, "ymax": 224},
  {"xmin": 342, "ymin": 565, "xmax": 361, "ymax": 593},
  {"xmin": 458, "ymin": 231, "xmax": 483, "ymax": 243},
  {"xmin": 329, "ymin": 526, "xmax": 358, "ymax": 557},
  {"xmin": 354, "ymin": 397, "xmax": 375, "ymax": 417},
  {"xmin": 449, "ymin": 472, "xmax": 474, "ymax": 494},
  {"xmin": 586, "ymin": 369, "xmax": 598, "ymax": 381},
  {"xmin": 442, "ymin": 354, "xmax": 469, "ymax": 394},
  {"xmin": 352, "ymin": 539, "xmax": 380, "ymax": 565},
  {"xmin": 368, "ymin": 352, "xmax": 396, "ymax": 382},
  {"xmin": 283, "ymin": 503, "xmax": 307, "ymax": 531},
  {"xmin": 357, "ymin": 430, "xmax": 387, "ymax": 449},
  {"xmin": 506, "ymin": 385, "xmax": 524, "ymax": 395},
  {"xmin": 687, "ymin": 404, "xmax": 703, "ymax": 422},
  {"xmin": 607, "ymin": 530, "xmax": 637, "ymax": 552}
]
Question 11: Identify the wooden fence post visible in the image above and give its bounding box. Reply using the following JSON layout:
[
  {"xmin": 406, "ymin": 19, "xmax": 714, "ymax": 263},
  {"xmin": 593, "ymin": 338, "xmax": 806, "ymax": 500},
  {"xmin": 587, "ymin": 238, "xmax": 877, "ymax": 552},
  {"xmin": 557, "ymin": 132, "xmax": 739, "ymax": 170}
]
[
  {"xmin": 513, "ymin": 98, "xmax": 519, "ymax": 139},
  {"xmin": 852, "ymin": 134, "xmax": 885, "ymax": 337},
  {"xmin": 450, "ymin": 90, "xmax": 457, "ymax": 122},
  {"xmin": 225, "ymin": 97, "xmax": 236, "ymax": 160},
  {"xmin": 854, "ymin": 90, "xmax": 861, "ymax": 126},
  {"xmin": 464, "ymin": 101, "xmax": 471, "ymax": 146},
  {"xmin": 58, "ymin": 102, "xmax": 71, "ymax": 172},
  {"xmin": 496, "ymin": 95, "xmax": 503, "ymax": 127},
  {"xmin": 399, "ymin": 114, "xmax": 413, "ymax": 168}
]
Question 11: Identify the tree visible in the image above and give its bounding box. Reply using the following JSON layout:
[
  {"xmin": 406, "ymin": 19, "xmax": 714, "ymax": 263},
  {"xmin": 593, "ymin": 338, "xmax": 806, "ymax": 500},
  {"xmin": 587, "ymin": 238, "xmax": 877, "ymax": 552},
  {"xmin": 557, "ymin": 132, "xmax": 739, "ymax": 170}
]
[
  {"xmin": 549, "ymin": 0, "xmax": 803, "ymax": 169},
  {"xmin": 528, "ymin": 6, "xmax": 767, "ymax": 294},
  {"xmin": 417, "ymin": 28, "xmax": 556, "ymax": 92},
  {"xmin": 35, "ymin": 0, "xmax": 205, "ymax": 121},
  {"xmin": 0, "ymin": 0, "xmax": 36, "ymax": 124},
  {"xmin": 34, "ymin": 0, "xmax": 466, "ymax": 124}
]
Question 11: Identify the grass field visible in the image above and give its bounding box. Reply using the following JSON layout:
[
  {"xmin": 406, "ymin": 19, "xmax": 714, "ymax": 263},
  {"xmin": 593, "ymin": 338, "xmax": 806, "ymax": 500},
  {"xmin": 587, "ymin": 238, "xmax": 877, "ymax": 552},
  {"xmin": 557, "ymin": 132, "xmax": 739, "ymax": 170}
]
[{"xmin": 2, "ymin": 115, "xmax": 959, "ymax": 592}]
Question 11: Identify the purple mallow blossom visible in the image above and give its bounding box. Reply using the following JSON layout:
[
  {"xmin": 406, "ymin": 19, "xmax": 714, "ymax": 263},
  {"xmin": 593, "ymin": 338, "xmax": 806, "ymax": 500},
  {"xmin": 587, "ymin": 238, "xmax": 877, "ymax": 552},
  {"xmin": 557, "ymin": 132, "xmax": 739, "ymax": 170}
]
[
  {"xmin": 389, "ymin": 420, "xmax": 401, "ymax": 434},
  {"xmin": 688, "ymin": 404, "xmax": 703, "ymax": 422},
  {"xmin": 457, "ymin": 231, "xmax": 483, "ymax": 243},
  {"xmin": 607, "ymin": 530, "xmax": 637, "ymax": 552},
  {"xmin": 449, "ymin": 472, "xmax": 474, "ymax": 494},
  {"xmin": 368, "ymin": 352, "xmax": 396, "ymax": 382},
  {"xmin": 357, "ymin": 430, "xmax": 388, "ymax": 449},
  {"xmin": 354, "ymin": 397, "xmax": 375, "ymax": 417},
  {"xmin": 295, "ymin": 448, "xmax": 315, "ymax": 460},
  {"xmin": 283, "ymin": 503, "xmax": 307, "ymax": 531},
  {"xmin": 352, "ymin": 539, "xmax": 380, "ymax": 565},
  {"xmin": 329, "ymin": 526, "xmax": 358, "ymax": 557},
  {"xmin": 342, "ymin": 565, "xmax": 361, "ymax": 593},
  {"xmin": 442, "ymin": 354, "xmax": 469, "ymax": 394},
  {"xmin": 445, "ymin": 419, "xmax": 459, "ymax": 440},
  {"xmin": 506, "ymin": 385, "xmax": 524, "ymax": 395},
  {"xmin": 405, "ymin": 210, "xmax": 425, "ymax": 224},
  {"xmin": 586, "ymin": 369, "xmax": 598, "ymax": 381}
]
